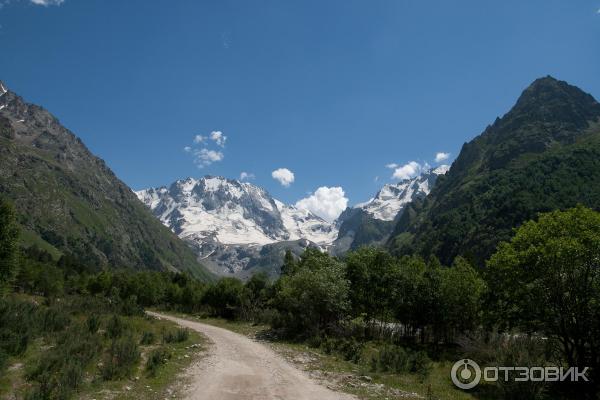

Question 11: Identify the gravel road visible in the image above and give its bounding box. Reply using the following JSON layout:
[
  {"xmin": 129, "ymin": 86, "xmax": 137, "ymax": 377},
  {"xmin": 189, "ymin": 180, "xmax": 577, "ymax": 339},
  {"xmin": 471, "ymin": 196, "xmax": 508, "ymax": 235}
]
[{"xmin": 147, "ymin": 312, "xmax": 356, "ymax": 400}]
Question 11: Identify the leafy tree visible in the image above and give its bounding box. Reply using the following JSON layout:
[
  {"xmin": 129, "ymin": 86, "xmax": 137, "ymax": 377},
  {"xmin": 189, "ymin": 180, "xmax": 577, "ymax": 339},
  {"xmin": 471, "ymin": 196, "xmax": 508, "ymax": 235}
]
[
  {"xmin": 0, "ymin": 199, "xmax": 19, "ymax": 295},
  {"xmin": 440, "ymin": 257, "xmax": 485, "ymax": 339},
  {"xmin": 274, "ymin": 249, "xmax": 349, "ymax": 336},
  {"xmin": 281, "ymin": 249, "xmax": 297, "ymax": 276},
  {"xmin": 345, "ymin": 247, "xmax": 401, "ymax": 328},
  {"xmin": 203, "ymin": 277, "xmax": 245, "ymax": 319},
  {"xmin": 486, "ymin": 206, "xmax": 600, "ymax": 389}
]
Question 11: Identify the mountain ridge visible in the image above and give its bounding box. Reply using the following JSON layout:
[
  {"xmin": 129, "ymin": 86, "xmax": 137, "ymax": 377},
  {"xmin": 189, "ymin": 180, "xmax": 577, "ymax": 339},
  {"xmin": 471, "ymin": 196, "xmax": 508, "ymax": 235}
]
[
  {"xmin": 0, "ymin": 79, "xmax": 213, "ymax": 280},
  {"xmin": 389, "ymin": 76, "xmax": 600, "ymax": 265}
]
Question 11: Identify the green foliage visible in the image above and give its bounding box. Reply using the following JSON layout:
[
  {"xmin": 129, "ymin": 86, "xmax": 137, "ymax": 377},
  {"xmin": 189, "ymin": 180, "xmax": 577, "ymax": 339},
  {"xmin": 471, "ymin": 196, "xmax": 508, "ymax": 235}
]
[
  {"xmin": 163, "ymin": 328, "xmax": 189, "ymax": 344},
  {"xmin": 146, "ymin": 347, "xmax": 171, "ymax": 377},
  {"xmin": 370, "ymin": 344, "xmax": 432, "ymax": 378},
  {"xmin": 274, "ymin": 249, "xmax": 350, "ymax": 336},
  {"xmin": 345, "ymin": 249, "xmax": 485, "ymax": 344},
  {"xmin": 439, "ymin": 257, "xmax": 486, "ymax": 335},
  {"xmin": 203, "ymin": 277, "xmax": 246, "ymax": 319},
  {"xmin": 100, "ymin": 336, "xmax": 140, "ymax": 380},
  {"xmin": 140, "ymin": 330, "xmax": 155, "ymax": 345},
  {"xmin": 86, "ymin": 314, "xmax": 101, "ymax": 333},
  {"xmin": 105, "ymin": 314, "xmax": 127, "ymax": 339},
  {"xmin": 345, "ymin": 247, "xmax": 400, "ymax": 326},
  {"xmin": 486, "ymin": 206, "xmax": 600, "ymax": 390},
  {"xmin": 390, "ymin": 77, "xmax": 600, "ymax": 266},
  {"xmin": 459, "ymin": 331, "xmax": 553, "ymax": 400},
  {"xmin": 26, "ymin": 324, "xmax": 102, "ymax": 399},
  {"xmin": 319, "ymin": 336, "xmax": 364, "ymax": 363},
  {"xmin": 281, "ymin": 249, "xmax": 297, "ymax": 276},
  {"xmin": 0, "ymin": 111, "xmax": 213, "ymax": 279},
  {"xmin": 0, "ymin": 199, "xmax": 19, "ymax": 295}
]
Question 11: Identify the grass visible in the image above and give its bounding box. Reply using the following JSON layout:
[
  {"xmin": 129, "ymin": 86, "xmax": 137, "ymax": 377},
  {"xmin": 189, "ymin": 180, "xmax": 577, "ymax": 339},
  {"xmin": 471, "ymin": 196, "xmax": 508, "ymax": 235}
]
[
  {"xmin": 0, "ymin": 310, "xmax": 207, "ymax": 400},
  {"xmin": 79, "ymin": 315, "xmax": 207, "ymax": 400}
]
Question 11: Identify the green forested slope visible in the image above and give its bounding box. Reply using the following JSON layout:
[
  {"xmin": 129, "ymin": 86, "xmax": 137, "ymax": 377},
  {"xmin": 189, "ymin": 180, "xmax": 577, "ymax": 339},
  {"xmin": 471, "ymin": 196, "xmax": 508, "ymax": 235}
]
[
  {"xmin": 0, "ymin": 81, "xmax": 212, "ymax": 280},
  {"xmin": 389, "ymin": 76, "xmax": 600, "ymax": 265}
]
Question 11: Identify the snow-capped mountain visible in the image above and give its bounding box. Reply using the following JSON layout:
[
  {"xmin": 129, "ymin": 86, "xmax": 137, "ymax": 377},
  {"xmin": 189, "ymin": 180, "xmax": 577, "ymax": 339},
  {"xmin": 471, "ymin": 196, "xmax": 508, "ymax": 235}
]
[
  {"xmin": 137, "ymin": 167, "xmax": 449, "ymax": 278},
  {"xmin": 331, "ymin": 165, "xmax": 449, "ymax": 255},
  {"xmin": 353, "ymin": 165, "xmax": 450, "ymax": 221},
  {"xmin": 136, "ymin": 176, "xmax": 337, "ymax": 277},
  {"xmin": 136, "ymin": 176, "xmax": 337, "ymax": 246}
]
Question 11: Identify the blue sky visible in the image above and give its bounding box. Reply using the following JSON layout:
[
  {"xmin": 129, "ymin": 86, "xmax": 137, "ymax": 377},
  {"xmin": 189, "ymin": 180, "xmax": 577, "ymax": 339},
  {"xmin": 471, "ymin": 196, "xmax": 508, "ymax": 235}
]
[{"xmin": 1, "ymin": 0, "xmax": 599, "ymax": 220}]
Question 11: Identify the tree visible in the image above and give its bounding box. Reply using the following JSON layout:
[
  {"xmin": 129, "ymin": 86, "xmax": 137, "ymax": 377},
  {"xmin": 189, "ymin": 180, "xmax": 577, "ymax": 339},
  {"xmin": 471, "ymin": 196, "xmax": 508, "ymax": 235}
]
[
  {"xmin": 203, "ymin": 277, "xmax": 245, "ymax": 319},
  {"xmin": 440, "ymin": 257, "xmax": 485, "ymax": 339},
  {"xmin": 281, "ymin": 249, "xmax": 297, "ymax": 276},
  {"xmin": 345, "ymin": 247, "xmax": 401, "ymax": 328},
  {"xmin": 274, "ymin": 249, "xmax": 349, "ymax": 336},
  {"xmin": 486, "ymin": 206, "xmax": 600, "ymax": 389},
  {"xmin": 0, "ymin": 199, "xmax": 19, "ymax": 295}
]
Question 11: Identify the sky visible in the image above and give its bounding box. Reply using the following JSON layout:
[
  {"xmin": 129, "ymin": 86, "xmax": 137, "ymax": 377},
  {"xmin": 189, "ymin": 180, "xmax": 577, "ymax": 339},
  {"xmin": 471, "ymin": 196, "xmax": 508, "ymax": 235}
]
[{"xmin": 1, "ymin": 0, "xmax": 599, "ymax": 221}]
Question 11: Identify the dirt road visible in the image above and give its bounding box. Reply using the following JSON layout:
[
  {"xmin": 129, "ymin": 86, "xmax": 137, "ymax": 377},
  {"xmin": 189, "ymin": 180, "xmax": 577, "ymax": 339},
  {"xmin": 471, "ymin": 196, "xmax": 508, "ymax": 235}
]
[{"xmin": 148, "ymin": 312, "xmax": 356, "ymax": 400}]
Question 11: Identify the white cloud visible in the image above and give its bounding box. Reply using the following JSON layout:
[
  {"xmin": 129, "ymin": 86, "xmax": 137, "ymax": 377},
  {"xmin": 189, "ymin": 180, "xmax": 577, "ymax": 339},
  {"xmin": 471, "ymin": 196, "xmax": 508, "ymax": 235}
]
[
  {"xmin": 597, "ymin": 8, "xmax": 600, "ymax": 14},
  {"xmin": 193, "ymin": 134, "xmax": 206, "ymax": 144},
  {"xmin": 240, "ymin": 171, "xmax": 255, "ymax": 181},
  {"xmin": 194, "ymin": 148, "xmax": 223, "ymax": 168},
  {"xmin": 392, "ymin": 161, "xmax": 422, "ymax": 180},
  {"xmin": 295, "ymin": 187, "xmax": 349, "ymax": 223},
  {"xmin": 434, "ymin": 152, "xmax": 450, "ymax": 163},
  {"xmin": 210, "ymin": 130, "xmax": 227, "ymax": 147},
  {"xmin": 30, "ymin": 0, "xmax": 64, "ymax": 5},
  {"xmin": 183, "ymin": 146, "xmax": 192, "ymax": 152},
  {"xmin": 271, "ymin": 168, "xmax": 295, "ymax": 187},
  {"xmin": 386, "ymin": 163, "xmax": 398, "ymax": 169}
]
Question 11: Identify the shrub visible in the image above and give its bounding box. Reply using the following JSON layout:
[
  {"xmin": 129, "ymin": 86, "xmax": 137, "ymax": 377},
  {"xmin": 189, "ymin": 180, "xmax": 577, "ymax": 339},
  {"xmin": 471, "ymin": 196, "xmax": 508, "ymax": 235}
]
[
  {"xmin": 105, "ymin": 314, "xmax": 126, "ymax": 339},
  {"xmin": 163, "ymin": 328, "xmax": 189, "ymax": 344},
  {"xmin": 320, "ymin": 336, "xmax": 364, "ymax": 363},
  {"xmin": 140, "ymin": 330, "xmax": 155, "ymax": 345},
  {"xmin": 100, "ymin": 336, "xmax": 140, "ymax": 380},
  {"xmin": 26, "ymin": 325, "xmax": 101, "ymax": 399},
  {"xmin": 0, "ymin": 349, "xmax": 7, "ymax": 372},
  {"xmin": 459, "ymin": 331, "xmax": 551, "ymax": 400},
  {"xmin": 370, "ymin": 344, "xmax": 432, "ymax": 378},
  {"xmin": 145, "ymin": 347, "xmax": 171, "ymax": 377},
  {"xmin": 86, "ymin": 314, "xmax": 101, "ymax": 333}
]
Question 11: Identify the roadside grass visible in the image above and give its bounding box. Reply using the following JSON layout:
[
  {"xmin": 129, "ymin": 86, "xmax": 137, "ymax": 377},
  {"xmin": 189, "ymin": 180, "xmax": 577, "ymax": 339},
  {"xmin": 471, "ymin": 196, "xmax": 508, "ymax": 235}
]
[
  {"xmin": 80, "ymin": 315, "xmax": 207, "ymax": 400},
  {"xmin": 0, "ymin": 301, "xmax": 207, "ymax": 400}
]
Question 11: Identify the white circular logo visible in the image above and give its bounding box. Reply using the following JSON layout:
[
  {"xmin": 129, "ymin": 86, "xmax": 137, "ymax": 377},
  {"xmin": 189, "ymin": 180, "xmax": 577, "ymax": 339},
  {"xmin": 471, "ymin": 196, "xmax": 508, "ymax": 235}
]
[{"xmin": 451, "ymin": 359, "xmax": 481, "ymax": 389}]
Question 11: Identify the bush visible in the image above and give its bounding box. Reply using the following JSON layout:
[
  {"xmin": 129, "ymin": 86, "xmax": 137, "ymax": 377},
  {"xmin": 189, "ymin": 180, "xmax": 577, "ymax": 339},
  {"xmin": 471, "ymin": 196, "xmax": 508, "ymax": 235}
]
[
  {"xmin": 459, "ymin": 331, "xmax": 551, "ymax": 400},
  {"xmin": 26, "ymin": 325, "xmax": 101, "ymax": 399},
  {"xmin": 370, "ymin": 344, "xmax": 432, "ymax": 378},
  {"xmin": 0, "ymin": 349, "xmax": 7, "ymax": 372},
  {"xmin": 100, "ymin": 336, "xmax": 140, "ymax": 380},
  {"xmin": 145, "ymin": 347, "xmax": 171, "ymax": 377},
  {"xmin": 86, "ymin": 314, "xmax": 101, "ymax": 333},
  {"xmin": 163, "ymin": 328, "xmax": 189, "ymax": 344},
  {"xmin": 105, "ymin": 314, "xmax": 126, "ymax": 339},
  {"xmin": 320, "ymin": 336, "xmax": 364, "ymax": 363},
  {"xmin": 140, "ymin": 330, "xmax": 155, "ymax": 345}
]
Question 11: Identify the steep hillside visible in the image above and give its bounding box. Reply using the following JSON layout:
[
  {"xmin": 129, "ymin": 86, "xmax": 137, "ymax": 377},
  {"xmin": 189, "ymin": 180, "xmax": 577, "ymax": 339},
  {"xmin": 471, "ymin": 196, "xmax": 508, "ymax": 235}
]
[
  {"xmin": 389, "ymin": 76, "xmax": 600, "ymax": 265},
  {"xmin": 0, "ymin": 80, "xmax": 212, "ymax": 280}
]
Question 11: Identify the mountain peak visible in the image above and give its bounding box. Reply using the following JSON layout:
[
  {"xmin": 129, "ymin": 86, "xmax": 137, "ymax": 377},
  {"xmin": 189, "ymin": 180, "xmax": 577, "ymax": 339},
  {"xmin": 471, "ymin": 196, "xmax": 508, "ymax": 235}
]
[{"xmin": 511, "ymin": 76, "xmax": 600, "ymax": 126}]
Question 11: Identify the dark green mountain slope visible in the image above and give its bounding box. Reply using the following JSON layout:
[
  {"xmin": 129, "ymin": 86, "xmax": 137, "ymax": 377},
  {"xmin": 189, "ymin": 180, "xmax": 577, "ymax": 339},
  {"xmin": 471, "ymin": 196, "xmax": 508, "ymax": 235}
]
[
  {"xmin": 389, "ymin": 76, "xmax": 600, "ymax": 265},
  {"xmin": 0, "ymin": 80, "xmax": 213, "ymax": 280}
]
